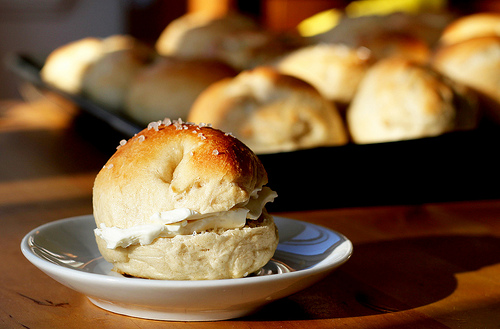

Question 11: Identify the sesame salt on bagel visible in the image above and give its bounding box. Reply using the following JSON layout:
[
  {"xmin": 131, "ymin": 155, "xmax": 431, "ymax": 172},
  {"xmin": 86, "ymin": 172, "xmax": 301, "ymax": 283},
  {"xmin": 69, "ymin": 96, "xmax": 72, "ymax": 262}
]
[{"xmin": 92, "ymin": 119, "xmax": 278, "ymax": 280}]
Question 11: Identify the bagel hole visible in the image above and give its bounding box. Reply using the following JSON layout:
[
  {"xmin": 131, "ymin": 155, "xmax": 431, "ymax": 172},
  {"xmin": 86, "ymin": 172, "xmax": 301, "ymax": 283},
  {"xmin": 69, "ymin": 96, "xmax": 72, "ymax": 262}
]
[{"xmin": 156, "ymin": 147, "xmax": 184, "ymax": 185}]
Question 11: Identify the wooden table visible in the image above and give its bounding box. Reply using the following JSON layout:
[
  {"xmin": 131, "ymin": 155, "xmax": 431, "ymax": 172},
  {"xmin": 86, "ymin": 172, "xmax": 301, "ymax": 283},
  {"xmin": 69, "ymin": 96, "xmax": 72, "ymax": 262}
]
[{"xmin": 2, "ymin": 97, "xmax": 500, "ymax": 328}]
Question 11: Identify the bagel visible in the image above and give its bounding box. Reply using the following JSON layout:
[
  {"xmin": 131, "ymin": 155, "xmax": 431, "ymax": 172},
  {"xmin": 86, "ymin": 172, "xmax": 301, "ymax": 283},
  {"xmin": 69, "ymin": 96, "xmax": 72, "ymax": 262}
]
[
  {"xmin": 432, "ymin": 36, "xmax": 500, "ymax": 124},
  {"xmin": 81, "ymin": 36, "xmax": 155, "ymax": 111},
  {"xmin": 41, "ymin": 35, "xmax": 154, "ymax": 96},
  {"xmin": 155, "ymin": 11, "xmax": 258, "ymax": 61},
  {"xmin": 155, "ymin": 11, "xmax": 299, "ymax": 71},
  {"xmin": 124, "ymin": 57, "xmax": 237, "ymax": 125},
  {"xmin": 276, "ymin": 43, "xmax": 372, "ymax": 104},
  {"xmin": 93, "ymin": 119, "xmax": 278, "ymax": 280},
  {"xmin": 41, "ymin": 37, "xmax": 103, "ymax": 94},
  {"xmin": 346, "ymin": 58, "xmax": 479, "ymax": 144},
  {"xmin": 188, "ymin": 66, "xmax": 348, "ymax": 154},
  {"xmin": 438, "ymin": 12, "xmax": 500, "ymax": 46}
]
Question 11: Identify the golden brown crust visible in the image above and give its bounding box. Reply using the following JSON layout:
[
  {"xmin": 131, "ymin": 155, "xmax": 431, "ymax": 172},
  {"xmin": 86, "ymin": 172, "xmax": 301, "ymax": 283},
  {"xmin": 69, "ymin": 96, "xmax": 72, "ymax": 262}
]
[{"xmin": 110, "ymin": 120, "xmax": 266, "ymax": 191}]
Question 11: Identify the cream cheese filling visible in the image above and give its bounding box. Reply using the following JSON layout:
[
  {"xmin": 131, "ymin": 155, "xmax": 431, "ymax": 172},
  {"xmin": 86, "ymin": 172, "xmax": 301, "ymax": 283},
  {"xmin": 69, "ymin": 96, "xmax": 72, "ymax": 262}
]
[{"xmin": 95, "ymin": 186, "xmax": 277, "ymax": 249}]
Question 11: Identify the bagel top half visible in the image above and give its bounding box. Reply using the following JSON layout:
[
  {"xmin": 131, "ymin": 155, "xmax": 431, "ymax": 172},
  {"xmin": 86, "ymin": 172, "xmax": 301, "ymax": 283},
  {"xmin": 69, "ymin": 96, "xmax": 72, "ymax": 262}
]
[{"xmin": 93, "ymin": 119, "xmax": 270, "ymax": 226}]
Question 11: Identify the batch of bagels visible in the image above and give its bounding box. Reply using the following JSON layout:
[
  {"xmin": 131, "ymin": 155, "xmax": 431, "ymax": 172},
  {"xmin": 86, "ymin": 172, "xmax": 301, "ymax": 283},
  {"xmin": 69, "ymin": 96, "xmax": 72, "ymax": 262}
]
[
  {"xmin": 41, "ymin": 10, "xmax": 500, "ymax": 280},
  {"xmin": 41, "ymin": 10, "xmax": 500, "ymax": 153}
]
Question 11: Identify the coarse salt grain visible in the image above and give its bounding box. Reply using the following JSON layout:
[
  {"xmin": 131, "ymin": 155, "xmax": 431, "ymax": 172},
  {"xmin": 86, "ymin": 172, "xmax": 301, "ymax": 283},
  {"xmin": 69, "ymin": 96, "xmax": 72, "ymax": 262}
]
[
  {"xmin": 117, "ymin": 139, "xmax": 127, "ymax": 149},
  {"xmin": 162, "ymin": 118, "xmax": 172, "ymax": 126},
  {"xmin": 212, "ymin": 149, "xmax": 219, "ymax": 155},
  {"xmin": 147, "ymin": 121, "xmax": 161, "ymax": 131},
  {"xmin": 137, "ymin": 135, "xmax": 145, "ymax": 142},
  {"xmin": 172, "ymin": 118, "xmax": 184, "ymax": 130}
]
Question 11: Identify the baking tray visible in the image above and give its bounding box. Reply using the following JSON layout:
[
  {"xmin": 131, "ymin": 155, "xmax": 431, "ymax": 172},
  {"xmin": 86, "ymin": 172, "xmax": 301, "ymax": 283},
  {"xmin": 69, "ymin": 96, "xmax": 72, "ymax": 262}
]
[
  {"xmin": 6, "ymin": 53, "xmax": 500, "ymax": 211},
  {"xmin": 5, "ymin": 53, "xmax": 143, "ymax": 137}
]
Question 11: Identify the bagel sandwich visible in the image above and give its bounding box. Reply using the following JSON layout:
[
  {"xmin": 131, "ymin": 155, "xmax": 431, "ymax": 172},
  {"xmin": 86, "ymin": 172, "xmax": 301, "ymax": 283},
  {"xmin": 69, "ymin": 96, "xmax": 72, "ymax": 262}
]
[{"xmin": 93, "ymin": 119, "xmax": 278, "ymax": 280}]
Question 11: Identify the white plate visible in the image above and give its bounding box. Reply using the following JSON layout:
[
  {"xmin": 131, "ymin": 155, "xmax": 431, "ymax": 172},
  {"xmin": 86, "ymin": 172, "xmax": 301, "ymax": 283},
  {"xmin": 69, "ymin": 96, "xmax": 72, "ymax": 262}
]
[{"xmin": 21, "ymin": 215, "xmax": 352, "ymax": 321}]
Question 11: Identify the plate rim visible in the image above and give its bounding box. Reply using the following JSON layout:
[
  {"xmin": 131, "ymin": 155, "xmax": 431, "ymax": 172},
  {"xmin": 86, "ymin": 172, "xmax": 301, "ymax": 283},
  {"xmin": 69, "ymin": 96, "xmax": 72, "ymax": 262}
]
[{"xmin": 20, "ymin": 214, "xmax": 353, "ymax": 288}]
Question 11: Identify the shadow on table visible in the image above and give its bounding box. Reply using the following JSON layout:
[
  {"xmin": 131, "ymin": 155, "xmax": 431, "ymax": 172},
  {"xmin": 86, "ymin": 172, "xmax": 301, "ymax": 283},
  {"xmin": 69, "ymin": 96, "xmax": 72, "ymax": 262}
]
[{"xmin": 245, "ymin": 234, "xmax": 500, "ymax": 320}]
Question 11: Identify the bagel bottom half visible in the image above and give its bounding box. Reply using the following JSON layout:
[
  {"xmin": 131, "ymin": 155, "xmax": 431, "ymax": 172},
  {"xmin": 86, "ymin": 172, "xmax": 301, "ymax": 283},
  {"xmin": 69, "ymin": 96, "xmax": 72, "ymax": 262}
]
[{"xmin": 95, "ymin": 213, "xmax": 278, "ymax": 280}]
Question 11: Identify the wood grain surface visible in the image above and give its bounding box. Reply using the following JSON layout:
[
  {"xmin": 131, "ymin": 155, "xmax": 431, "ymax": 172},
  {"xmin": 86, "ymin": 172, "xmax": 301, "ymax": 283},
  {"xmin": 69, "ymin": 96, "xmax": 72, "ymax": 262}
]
[{"xmin": 1, "ymin": 98, "xmax": 499, "ymax": 328}]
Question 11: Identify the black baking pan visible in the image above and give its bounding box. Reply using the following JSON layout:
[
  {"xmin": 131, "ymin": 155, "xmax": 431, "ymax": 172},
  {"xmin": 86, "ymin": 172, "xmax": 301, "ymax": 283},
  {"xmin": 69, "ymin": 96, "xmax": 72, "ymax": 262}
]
[{"xmin": 6, "ymin": 53, "xmax": 500, "ymax": 211}]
